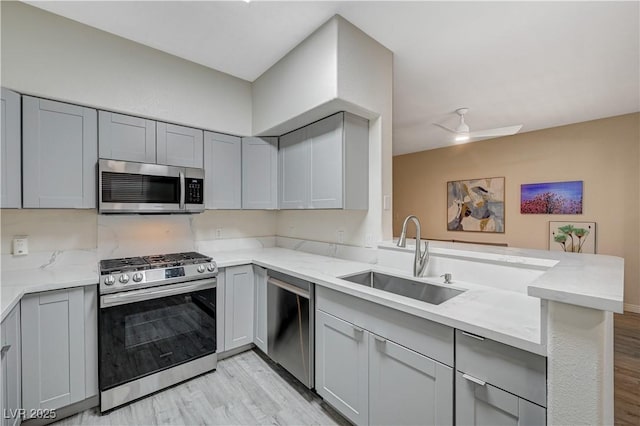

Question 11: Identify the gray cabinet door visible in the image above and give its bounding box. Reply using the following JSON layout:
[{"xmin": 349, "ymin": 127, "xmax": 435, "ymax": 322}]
[
  {"xmin": 308, "ymin": 113, "xmax": 343, "ymax": 209},
  {"xmin": 1, "ymin": 304, "xmax": 21, "ymax": 426},
  {"xmin": 455, "ymin": 372, "xmax": 546, "ymax": 426},
  {"xmin": 22, "ymin": 96, "xmax": 97, "ymax": 208},
  {"xmin": 315, "ymin": 310, "xmax": 369, "ymax": 426},
  {"xmin": 204, "ymin": 132, "xmax": 241, "ymax": 209},
  {"xmin": 253, "ymin": 265, "xmax": 268, "ymax": 354},
  {"xmin": 21, "ymin": 288, "xmax": 86, "ymax": 413},
  {"xmin": 369, "ymin": 334, "xmax": 453, "ymax": 426},
  {"xmin": 224, "ymin": 265, "xmax": 255, "ymax": 350},
  {"xmin": 278, "ymin": 127, "xmax": 308, "ymax": 209},
  {"xmin": 98, "ymin": 111, "xmax": 156, "ymax": 163},
  {"xmin": 1, "ymin": 88, "xmax": 21, "ymax": 208},
  {"xmin": 157, "ymin": 122, "xmax": 204, "ymax": 168},
  {"xmin": 241, "ymin": 137, "xmax": 278, "ymax": 209}
]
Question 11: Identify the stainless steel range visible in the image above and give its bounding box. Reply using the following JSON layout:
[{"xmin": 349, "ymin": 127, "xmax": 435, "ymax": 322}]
[{"xmin": 98, "ymin": 252, "xmax": 218, "ymax": 412}]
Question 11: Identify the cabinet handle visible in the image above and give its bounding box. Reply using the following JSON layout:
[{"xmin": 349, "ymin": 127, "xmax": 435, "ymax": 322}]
[
  {"xmin": 461, "ymin": 331, "xmax": 485, "ymax": 341},
  {"xmin": 462, "ymin": 373, "xmax": 486, "ymax": 386},
  {"xmin": 373, "ymin": 335, "xmax": 387, "ymax": 344},
  {"xmin": 353, "ymin": 326, "xmax": 364, "ymax": 334},
  {"xmin": 1, "ymin": 344, "xmax": 11, "ymax": 355}
]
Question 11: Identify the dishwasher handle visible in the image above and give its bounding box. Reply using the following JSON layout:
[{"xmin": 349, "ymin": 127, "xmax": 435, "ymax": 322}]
[{"xmin": 267, "ymin": 277, "xmax": 310, "ymax": 299}]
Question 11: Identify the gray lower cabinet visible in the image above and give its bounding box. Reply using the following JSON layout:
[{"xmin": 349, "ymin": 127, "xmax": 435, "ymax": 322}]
[
  {"xmin": 369, "ymin": 334, "xmax": 453, "ymax": 426},
  {"xmin": 456, "ymin": 372, "xmax": 546, "ymax": 426},
  {"xmin": 224, "ymin": 265, "xmax": 255, "ymax": 350},
  {"xmin": 22, "ymin": 96, "xmax": 97, "ymax": 208},
  {"xmin": 316, "ymin": 310, "xmax": 369, "ymax": 425},
  {"xmin": 1, "ymin": 305, "xmax": 21, "ymax": 426},
  {"xmin": 1, "ymin": 88, "xmax": 21, "ymax": 209},
  {"xmin": 253, "ymin": 266, "xmax": 268, "ymax": 354},
  {"xmin": 278, "ymin": 112, "xmax": 369, "ymax": 210},
  {"xmin": 156, "ymin": 122, "xmax": 203, "ymax": 168},
  {"xmin": 21, "ymin": 286, "xmax": 98, "ymax": 416},
  {"xmin": 204, "ymin": 132, "xmax": 242, "ymax": 209},
  {"xmin": 242, "ymin": 137, "xmax": 278, "ymax": 209},
  {"xmin": 98, "ymin": 110, "xmax": 156, "ymax": 163}
]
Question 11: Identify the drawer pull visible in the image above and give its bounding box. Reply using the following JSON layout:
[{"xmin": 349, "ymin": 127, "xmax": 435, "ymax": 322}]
[
  {"xmin": 0, "ymin": 344, "xmax": 11, "ymax": 355},
  {"xmin": 373, "ymin": 335, "xmax": 387, "ymax": 344},
  {"xmin": 353, "ymin": 326, "xmax": 364, "ymax": 334},
  {"xmin": 461, "ymin": 331, "xmax": 485, "ymax": 341},
  {"xmin": 462, "ymin": 373, "xmax": 486, "ymax": 386}
]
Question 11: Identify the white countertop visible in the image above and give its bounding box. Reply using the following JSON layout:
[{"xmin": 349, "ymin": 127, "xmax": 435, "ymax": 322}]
[{"xmin": 0, "ymin": 243, "xmax": 625, "ymax": 357}]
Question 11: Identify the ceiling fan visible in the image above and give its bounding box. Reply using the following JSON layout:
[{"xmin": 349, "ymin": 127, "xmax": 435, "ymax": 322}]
[{"xmin": 434, "ymin": 108, "xmax": 523, "ymax": 143}]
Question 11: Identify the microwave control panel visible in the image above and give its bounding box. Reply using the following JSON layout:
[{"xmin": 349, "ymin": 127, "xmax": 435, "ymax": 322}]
[{"xmin": 186, "ymin": 178, "xmax": 204, "ymax": 204}]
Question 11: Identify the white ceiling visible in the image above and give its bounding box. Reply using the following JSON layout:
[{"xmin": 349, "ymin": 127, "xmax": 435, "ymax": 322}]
[{"xmin": 25, "ymin": 1, "xmax": 640, "ymax": 155}]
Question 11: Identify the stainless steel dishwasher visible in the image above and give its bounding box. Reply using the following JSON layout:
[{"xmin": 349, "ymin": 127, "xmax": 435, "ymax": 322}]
[{"xmin": 267, "ymin": 270, "xmax": 314, "ymax": 388}]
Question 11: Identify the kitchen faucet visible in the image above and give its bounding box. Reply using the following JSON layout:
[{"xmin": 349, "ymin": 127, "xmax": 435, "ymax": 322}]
[{"xmin": 397, "ymin": 215, "xmax": 429, "ymax": 277}]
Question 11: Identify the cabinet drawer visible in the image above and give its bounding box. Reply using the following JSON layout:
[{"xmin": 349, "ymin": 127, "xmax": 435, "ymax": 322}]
[{"xmin": 456, "ymin": 329, "xmax": 546, "ymax": 407}]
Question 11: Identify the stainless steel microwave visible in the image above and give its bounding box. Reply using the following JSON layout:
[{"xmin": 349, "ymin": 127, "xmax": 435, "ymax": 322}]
[{"xmin": 98, "ymin": 159, "xmax": 205, "ymax": 214}]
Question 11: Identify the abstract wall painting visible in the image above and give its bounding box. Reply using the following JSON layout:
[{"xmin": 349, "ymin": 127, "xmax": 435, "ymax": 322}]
[
  {"xmin": 549, "ymin": 221, "xmax": 596, "ymax": 254},
  {"xmin": 520, "ymin": 181, "xmax": 583, "ymax": 214},
  {"xmin": 447, "ymin": 177, "xmax": 505, "ymax": 233}
]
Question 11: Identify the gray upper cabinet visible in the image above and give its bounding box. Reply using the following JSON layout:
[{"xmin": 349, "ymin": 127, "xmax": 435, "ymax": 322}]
[
  {"xmin": 224, "ymin": 265, "xmax": 255, "ymax": 351},
  {"xmin": 279, "ymin": 112, "xmax": 369, "ymax": 210},
  {"xmin": 242, "ymin": 137, "xmax": 278, "ymax": 210},
  {"xmin": 279, "ymin": 127, "xmax": 308, "ymax": 209},
  {"xmin": 1, "ymin": 88, "xmax": 21, "ymax": 209},
  {"xmin": 456, "ymin": 372, "xmax": 546, "ymax": 426},
  {"xmin": 253, "ymin": 266, "xmax": 268, "ymax": 354},
  {"xmin": 98, "ymin": 111, "xmax": 156, "ymax": 163},
  {"xmin": 22, "ymin": 96, "xmax": 97, "ymax": 208},
  {"xmin": 369, "ymin": 334, "xmax": 453, "ymax": 426},
  {"xmin": 157, "ymin": 122, "xmax": 204, "ymax": 168},
  {"xmin": 1, "ymin": 304, "xmax": 21, "ymax": 426},
  {"xmin": 21, "ymin": 288, "xmax": 86, "ymax": 413},
  {"xmin": 204, "ymin": 132, "xmax": 241, "ymax": 209}
]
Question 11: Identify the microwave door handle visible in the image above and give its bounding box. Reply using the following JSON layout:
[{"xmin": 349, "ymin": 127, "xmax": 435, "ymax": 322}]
[{"xmin": 179, "ymin": 171, "xmax": 185, "ymax": 210}]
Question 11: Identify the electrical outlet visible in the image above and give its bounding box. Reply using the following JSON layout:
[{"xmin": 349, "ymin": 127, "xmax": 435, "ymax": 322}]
[
  {"xmin": 383, "ymin": 195, "xmax": 391, "ymax": 211},
  {"xmin": 215, "ymin": 228, "xmax": 223, "ymax": 239},
  {"xmin": 13, "ymin": 236, "xmax": 28, "ymax": 256},
  {"xmin": 365, "ymin": 233, "xmax": 375, "ymax": 248},
  {"xmin": 337, "ymin": 230, "xmax": 345, "ymax": 244}
]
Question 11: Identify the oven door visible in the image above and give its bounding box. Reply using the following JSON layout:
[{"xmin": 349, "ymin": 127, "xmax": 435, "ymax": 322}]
[
  {"xmin": 99, "ymin": 279, "xmax": 216, "ymax": 395},
  {"xmin": 99, "ymin": 158, "xmax": 186, "ymax": 213}
]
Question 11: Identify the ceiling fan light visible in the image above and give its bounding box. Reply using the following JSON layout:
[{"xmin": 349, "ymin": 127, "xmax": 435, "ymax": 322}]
[{"xmin": 455, "ymin": 134, "xmax": 470, "ymax": 143}]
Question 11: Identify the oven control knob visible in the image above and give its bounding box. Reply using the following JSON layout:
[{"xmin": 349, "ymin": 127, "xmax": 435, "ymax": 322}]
[
  {"xmin": 104, "ymin": 275, "xmax": 116, "ymax": 286},
  {"xmin": 207, "ymin": 263, "xmax": 216, "ymax": 272},
  {"xmin": 119, "ymin": 274, "xmax": 130, "ymax": 284},
  {"xmin": 132, "ymin": 272, "xmax": 144, "ymax": 283},
  {"xmin": 197, "ymin": 265, "xmax": 206, "ymax": 273}
]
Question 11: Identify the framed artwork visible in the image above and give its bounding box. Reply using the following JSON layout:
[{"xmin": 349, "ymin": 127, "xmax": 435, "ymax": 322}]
[
  {"xmin": 521, "ymin": 180, "xmax": 583, "ymax": 214},
  {"xmin": 447, "ymin": 177, "xmax": 505, "ymax": 233},
  {"xmin": 549, "ymin": 221, "xmax": 596, "ymax": 254}
]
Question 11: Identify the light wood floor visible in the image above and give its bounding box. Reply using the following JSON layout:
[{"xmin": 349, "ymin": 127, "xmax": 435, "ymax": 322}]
[
  {"xmin": 53, "ymin": 350, "xmax": 348, "ymax": 426},
  {"xmin": 615, "ymin": 311, "xmax": 640, "ymax": 426}
]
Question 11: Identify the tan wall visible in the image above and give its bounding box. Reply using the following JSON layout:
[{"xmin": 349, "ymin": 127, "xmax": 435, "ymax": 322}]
[{"xmin": 393, "ymin": 113, "xmax": 640, "ymax": 309}]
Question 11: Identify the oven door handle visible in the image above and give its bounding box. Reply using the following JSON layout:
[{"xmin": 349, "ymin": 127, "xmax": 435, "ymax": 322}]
[{"xmin": 100, "ymin": 278, "xmax": 217, "ymax": 308}]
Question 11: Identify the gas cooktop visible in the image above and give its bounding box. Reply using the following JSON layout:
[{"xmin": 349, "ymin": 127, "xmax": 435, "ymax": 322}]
[{"xmin": 99, "ymin": 251, "xmax": 217, "ymax": 294}]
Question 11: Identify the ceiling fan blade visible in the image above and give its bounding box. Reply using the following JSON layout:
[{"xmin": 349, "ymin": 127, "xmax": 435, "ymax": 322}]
[
  {"xmin": 468, "ymin": 125, "xmax": 523, "ymax": 139},
  {"xmin": 434, "ymin": 123, "xmax": 458, "ymax": 134}
]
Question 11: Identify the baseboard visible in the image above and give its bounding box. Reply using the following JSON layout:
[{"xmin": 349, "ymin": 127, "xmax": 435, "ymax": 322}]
[
  {"xmin": 624, "ymin": 303, "xmax": 640, "ymax": 313},
  {"xmin": 218, "ymin": 343, "xmax": 255, "ymax": 360},
  {"xmin": 21, "ymin": 395, "xmax": 98, "ymax": 426}
]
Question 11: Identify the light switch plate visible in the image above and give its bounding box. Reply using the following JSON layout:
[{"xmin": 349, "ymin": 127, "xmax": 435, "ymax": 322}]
[
  {"xmin": 12, "ymin": 237, "xmax": 28, "ymax": 256},
  {"xmin": 383, "ymin": 195, "xmax": 391, "ymax": 211}
]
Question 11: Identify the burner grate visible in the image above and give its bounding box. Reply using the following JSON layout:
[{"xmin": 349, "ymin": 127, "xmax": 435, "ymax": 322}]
[{"xmin": 100, "ymin": 252, "xmax": 212, "ymax": 274}]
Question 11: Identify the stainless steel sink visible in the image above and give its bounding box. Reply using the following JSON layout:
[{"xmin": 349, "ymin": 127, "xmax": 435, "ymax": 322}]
[{"xmin": 341, "ymin": 271, "xmax": 464, "ymax": 305}]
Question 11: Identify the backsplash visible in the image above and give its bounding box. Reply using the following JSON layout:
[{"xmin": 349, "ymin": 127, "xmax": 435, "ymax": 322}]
[{"xmin": 0, "ymin": 209, "xmax": 97, "ymax": 254}]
